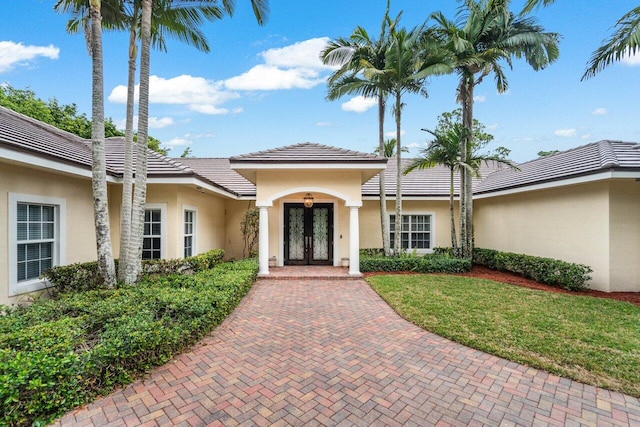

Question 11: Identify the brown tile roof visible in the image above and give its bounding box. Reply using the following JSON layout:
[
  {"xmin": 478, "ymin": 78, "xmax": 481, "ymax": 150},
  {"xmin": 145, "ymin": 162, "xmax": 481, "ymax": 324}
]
[
  {"xmin": 0, "ymin": 105, "xmax": 95, "ymax": 171},
  {"xmin": 229, "ymin": 142, "xmax": 387, "ymax": 164},
  {"xmin": 104, "ymin": 137, "xmax": 195, "ymax": 178},
  {"xmin": 363, "ymin": 157, "xmax": 506, "ymax": 197},
  {"xmin": 476, "ymin": 140, "xmax": 640, "ymax": 194},
  {"xmin": 175, "ymin": 158, "xmax": 256, "ymax": 197}
]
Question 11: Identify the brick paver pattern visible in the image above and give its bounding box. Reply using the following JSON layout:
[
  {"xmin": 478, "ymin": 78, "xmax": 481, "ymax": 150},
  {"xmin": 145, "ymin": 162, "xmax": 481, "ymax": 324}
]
[{"xmin": 55, "ymin": 279, "xmax": 640, "ymax": 426}]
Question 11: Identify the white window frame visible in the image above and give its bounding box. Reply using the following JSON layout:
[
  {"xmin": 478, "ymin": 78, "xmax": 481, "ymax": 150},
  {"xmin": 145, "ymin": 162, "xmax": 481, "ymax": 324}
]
[
  {"xmin": 143, "ymin": 203, "xmax": 167, "ymax": 260},
  {"xmin": 182, "ymin": 205, "xmax": 197, "ymax": 258},
  {"xmin": 8, "ymin": 193, "xmax": 66, "ymax": 296},
  {"xmin": 389, "ymin": 211, "xmax": 435, "ymax": 254}
]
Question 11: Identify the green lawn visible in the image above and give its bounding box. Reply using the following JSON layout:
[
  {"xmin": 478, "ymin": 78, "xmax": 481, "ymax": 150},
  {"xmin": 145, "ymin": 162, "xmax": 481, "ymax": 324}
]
[{"xmin": 366, "ymin": 274, "xmax": 640, "ymax": 398}]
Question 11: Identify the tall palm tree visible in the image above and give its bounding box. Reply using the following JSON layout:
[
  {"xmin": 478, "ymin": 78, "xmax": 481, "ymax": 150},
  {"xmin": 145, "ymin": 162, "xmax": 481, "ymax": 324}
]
[
  {"xmin": 321, "ymin": 1, "xmax": 399, "ymax": 256},
  {"xmin": 384, "ymin": 24, "xmax": 451, "ymax": 254},
  {"xmin": 373, "ymin": 138, "xmax": 408, "ymax": 157},
  {"xmin": 428, "ymin": 0, "xmax": 559, "ymax": 259},
  {"xmin": 127, "ymin": 0, "xmax": 269, "ymax": 282},
  {"xmin": 55, "ymin": 0, "xmax": 120, "ymax": 287}
]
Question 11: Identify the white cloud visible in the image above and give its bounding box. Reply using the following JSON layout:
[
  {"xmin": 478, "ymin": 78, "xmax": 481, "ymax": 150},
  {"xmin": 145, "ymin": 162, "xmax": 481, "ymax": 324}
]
[
  {"xmin": 225, "ymin": 64, "xmax": 324, "ymax": 90},
  {"xmin": 341, "ymin": 96, "xmax": 376, "ymax": 113},
  {"xmin": 0, "ymin": 41, "xmax": 59, "ymax": 73},
  {"xmin": 316, "ymin": 121, "xmax": 334, "ymax": 127},
  {"xmin": 224, "ymin": 37, "xmax": 333, "ymax": 91},
  {"xmin": 581, "ymin": 133, "xmax": 592, "ymax": 139},
  {"xmin": 108, "ymin": 74, "xmax": 239, "ymax": 115},
  {"xmin": 486, "ymin": 123, "xmax": 499, "ymax": 131},
  {"xmin": 474, "ymin": 95, "xmax": 486, "ymax": 102},
  {"xmin": 554, "ymin": 128, "xmax": 576, "ymax": 137},
  {"xmin": 166, "ymin": 137, "xmax": 192, "ymax": 147},
  {"xmin": 406, "ymin": 142, "xmax": 421, "ymax": 149},
  {"xmin": 260, "ymin": 37, "xmax": 331, "ymax": 70},
  {"xmin": 591, "ymin": 107, "xmax": 607, "ymax": 116},
  {"xmin": 385, "ymin": 130, "xmax": 407, "ymax": 138},
  {"xmin": 621, "ymin": 48, "xmax": 640, "ymax": 66},
  {"xmin": 149, "ymin": 116, "xmax": 174, "ymax": 129}
]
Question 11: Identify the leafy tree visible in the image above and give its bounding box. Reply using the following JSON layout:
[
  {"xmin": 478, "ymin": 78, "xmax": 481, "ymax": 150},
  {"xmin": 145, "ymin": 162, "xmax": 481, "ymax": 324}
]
[
  {"xmin": 321, "ymin": 1, "xmax": 399, "ymax": 256},
  {"xmin": 537, "ymin": 150, "xmax": 559, "ymax": 157},
  {"xmin": 428, "ymin": 0, "xmax": 559, "ymax": 259},
  {"xmin": 0, "ymin": 85, "xmax": 122, "ymax": 139},
  {"xmin": 180, "ymin": 146, "xmax": 193, "ymax": 158}
]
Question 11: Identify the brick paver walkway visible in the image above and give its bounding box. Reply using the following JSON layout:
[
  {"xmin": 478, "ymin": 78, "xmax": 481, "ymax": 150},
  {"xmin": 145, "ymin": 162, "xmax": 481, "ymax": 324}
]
[{"xmin": 55, "ymin": 279, "xmax": 640, "ymax": 426}]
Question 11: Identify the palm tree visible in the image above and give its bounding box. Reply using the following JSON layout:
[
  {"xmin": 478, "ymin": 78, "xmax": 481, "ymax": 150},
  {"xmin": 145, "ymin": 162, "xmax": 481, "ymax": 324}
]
[
  {"xmin": 373, "ymin": 138, "xmax": 408, "ymax": 157},
  {"xmin": 428, "ymin": 0, "xmax": 559, "ymax": 259},
  {"xmin": 582, "ymin": 6, "xmax": 640, "ymax": 80},
  {"xmin": 405, "ymin": 125, "xmax": 518, "ymax": 251},
  {"xmin": 55, "ymin": 0, "xmax": 119, "ymax": 287},
  {"xmin": 384, "ymin": 24, "xmax": 451, "ymax": 254},
  {"xmin": 321, "ymin": 1, "xmax": 399, "ymax": 256},
  {"xmin": 127, "ymin": 0, "xmax": 269, "ymax": 282}
]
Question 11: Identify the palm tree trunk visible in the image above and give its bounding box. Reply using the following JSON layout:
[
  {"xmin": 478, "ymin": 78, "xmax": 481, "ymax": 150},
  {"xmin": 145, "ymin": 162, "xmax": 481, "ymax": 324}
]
[
  {"xmin": 460, "ymin": 78, "xmax": 474, "ymax": 260},
  {"xmin": 89, "ymin": 0, "xmax": 116, "ymax": 287},
  {"xmin": 118, "ymin": 22, "xmax": 138, "ymax": 282},
  {"xmin": 127, "ymin": 0, "xmax": 152, "ymax": 282},
  {"xmin": 377, "ymin": 93, "xmax": 391, "ymax": 256},
  {"xmin": 394, "ymin": 91, "xmax": 402, "ymax": 255},
  {"xmin": 449, "ymin": 167, "xmax": 458, "ymax": 250}
]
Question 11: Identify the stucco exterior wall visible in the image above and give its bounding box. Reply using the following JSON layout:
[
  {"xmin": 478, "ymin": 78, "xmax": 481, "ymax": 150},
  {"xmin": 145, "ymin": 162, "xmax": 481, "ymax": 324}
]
[
  {"xmin": 359, "ymin": 199, "xmax": 456, "ymax": 251},
  {"xmin": 176, "ymin": 187, "xmax": 226, "ymax": 256},
  {"xmin": 474, "ymin": 181, "xmax": 612, "ymax": 291},
  {"xmin": 0, "ymin": 162, "xmax": 97, "ymax": 305},
  {"xmin": 608, "ymin": 179, "xmax": 640, "ymax": 291}
]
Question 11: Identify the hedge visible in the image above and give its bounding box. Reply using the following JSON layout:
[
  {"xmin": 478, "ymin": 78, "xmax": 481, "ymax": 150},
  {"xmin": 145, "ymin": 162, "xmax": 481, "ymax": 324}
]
[
  {"xmin": 360, "ymin": 254, "xmax": 471, "ymax": 274},
  {"xmin": 0, "ymin": 258, "xmax": 258, "ymax": 427},
  {"xmin": 472, "ymin": 248, "xmax": 592, "ymax": 291},
  {"xmin": 42, "ymin": 249, "xmax": 225, "ymax": 296}
]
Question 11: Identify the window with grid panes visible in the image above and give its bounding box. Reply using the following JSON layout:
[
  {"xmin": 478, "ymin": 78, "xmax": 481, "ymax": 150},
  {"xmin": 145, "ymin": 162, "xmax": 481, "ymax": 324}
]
[
  {"xmin": 16, "ymin": 203, "xmax": 55, "ymax": 281},
  {"xmin": 184, "ymin": 210, "xmax": 195, "ymax": 258},
  {"xmin": 143, "ymin": 209, "xmax": 162, "ymax": 259},
  {"xmin": 389, "ymin": 214, "xmax": 432, "ymax": 251}
]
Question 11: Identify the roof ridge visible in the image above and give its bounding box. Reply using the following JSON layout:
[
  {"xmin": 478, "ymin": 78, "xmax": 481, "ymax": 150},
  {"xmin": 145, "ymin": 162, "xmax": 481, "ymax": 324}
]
[{"xmin": 597, "ymin": 140, "xmax": 619, "ymax": 168}]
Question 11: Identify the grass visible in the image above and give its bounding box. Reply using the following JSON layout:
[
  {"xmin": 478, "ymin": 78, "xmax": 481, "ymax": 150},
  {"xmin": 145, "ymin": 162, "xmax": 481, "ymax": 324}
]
[{"xmin": 366, "ymin": 274, "xmax": 640, "ymax": 398}]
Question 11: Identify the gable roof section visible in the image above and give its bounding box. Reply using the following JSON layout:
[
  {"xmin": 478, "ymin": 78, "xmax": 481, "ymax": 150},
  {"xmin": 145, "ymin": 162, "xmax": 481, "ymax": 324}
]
[
  {"xmin": 476, "ymin": 140, "xmax": 640, "ymax": 195},
  {"xmin": 229, "ymin": 142, "xmax": 386, "ymax": 163},
  {"xmin": 104, "ymin": 137, "xmax": 195, "ymax": 178},
  {"xmin": 229, "ymin": 142, "xmax": 387, "ymax": 184}
]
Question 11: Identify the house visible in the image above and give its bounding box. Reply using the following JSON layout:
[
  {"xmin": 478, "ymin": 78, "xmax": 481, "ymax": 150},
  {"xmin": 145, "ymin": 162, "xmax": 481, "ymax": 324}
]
[{"xmin": 2, "ymin": 105, "xmax": 640, "ymax": 305}]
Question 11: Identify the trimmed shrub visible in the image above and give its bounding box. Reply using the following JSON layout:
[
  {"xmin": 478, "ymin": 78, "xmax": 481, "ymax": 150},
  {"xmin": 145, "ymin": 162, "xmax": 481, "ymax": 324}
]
[
  {"xmin": 43, "ymin": 249, "xmax": 225, "ymax": 296},
  {"xmin": 0, "ymin": 258, "xmax": 258, "ymax": 426},
  {"xmin": 359, "ymin": 248, "xmax": 385, "ymax": 257},
  {"xmin": 473, "ymin": 248, "xmax": 592, "ymax": 291},
  {"xmin": 360, "ymin": 254, "xmax": 471, "ymax": 274}
]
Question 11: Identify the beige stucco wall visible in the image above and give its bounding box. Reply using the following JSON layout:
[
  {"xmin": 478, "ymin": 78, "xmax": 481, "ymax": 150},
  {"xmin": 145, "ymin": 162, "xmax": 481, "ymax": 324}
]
[
  {"xmin": 608, "ymin": 179, "xmax": 640, "ymax": 291},
  {"xmin": 359, "ymin": 199, "xmax": 456, "ymax": 251},
  {"xmin": 0, "ymin": 162, "xmax": 97, "ymax": 305},
  {"xmin": 474, "ymin": 181, "xmax": 613, "ymax": 291}
]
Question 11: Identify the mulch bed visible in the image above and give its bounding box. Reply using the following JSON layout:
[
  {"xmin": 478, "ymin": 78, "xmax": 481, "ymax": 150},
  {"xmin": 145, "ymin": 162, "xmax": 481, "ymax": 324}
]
[{"xmin": 365, "ymin": 266, "xmax": 640, "ymax": 307}]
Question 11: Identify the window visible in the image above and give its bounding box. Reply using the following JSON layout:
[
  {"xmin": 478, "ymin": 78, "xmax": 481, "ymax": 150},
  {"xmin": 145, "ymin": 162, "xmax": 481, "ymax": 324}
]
[
  {"xmin": 9, "ymin": 193, "xmax": 66, "ymax": 296},
  {"xmin": 390, "ymin": 214, "xmax": 433, "ymax": 252},
  {"xmin": 183, "ymin": 209, "xmax": 196, "ymax": 258},
  {"xmin": 142, "ymin": 204, "xmax": 166, "ymax": 260}
]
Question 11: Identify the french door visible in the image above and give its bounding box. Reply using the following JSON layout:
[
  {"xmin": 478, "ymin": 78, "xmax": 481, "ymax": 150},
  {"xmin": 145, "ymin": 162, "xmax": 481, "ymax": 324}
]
[{"xmin": 284, "ymin": 203, "xmax": 333, "ymax": 265}]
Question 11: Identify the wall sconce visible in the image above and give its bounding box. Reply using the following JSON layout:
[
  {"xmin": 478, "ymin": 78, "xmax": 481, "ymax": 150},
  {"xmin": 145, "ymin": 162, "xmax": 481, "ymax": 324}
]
[{"xmin": 303, "ymin": 192, "xmax": 314, "ymax": 208}]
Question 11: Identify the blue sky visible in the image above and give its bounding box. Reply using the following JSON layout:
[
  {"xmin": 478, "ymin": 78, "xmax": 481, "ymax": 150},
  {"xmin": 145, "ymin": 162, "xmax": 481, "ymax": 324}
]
[{"xmin": 1, "ymin": 1, "xmax": 638, "ymax": 162}]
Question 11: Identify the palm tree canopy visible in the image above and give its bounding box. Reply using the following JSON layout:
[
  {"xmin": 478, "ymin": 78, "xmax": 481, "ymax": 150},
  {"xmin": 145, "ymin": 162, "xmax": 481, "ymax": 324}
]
[
  {"xmin": 429, "ymin": 0, "xmax": 560, "ymax": 94},
  {"xmin": 582, "ymin": 6, "xmax": 640, "ymax": 80}
]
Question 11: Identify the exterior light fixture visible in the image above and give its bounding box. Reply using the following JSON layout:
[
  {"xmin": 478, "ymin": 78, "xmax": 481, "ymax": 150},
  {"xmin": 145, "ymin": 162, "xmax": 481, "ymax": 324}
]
[{"xmin": 303, "ymin": 192, "xmax": 314, "ymax": 208}]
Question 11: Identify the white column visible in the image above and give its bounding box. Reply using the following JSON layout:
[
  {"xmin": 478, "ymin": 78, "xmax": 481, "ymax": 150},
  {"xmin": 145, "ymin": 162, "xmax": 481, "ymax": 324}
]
[
  {"xmin": 258, "ymin": 206, "xmax": 269, "ymax": 276},
  {"xmin": 349, "ymin": 205, "xmax": 361, "ymax": 277}
]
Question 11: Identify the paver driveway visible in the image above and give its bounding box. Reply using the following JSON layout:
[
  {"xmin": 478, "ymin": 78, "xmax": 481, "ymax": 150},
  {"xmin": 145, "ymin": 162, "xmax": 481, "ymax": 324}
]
[{"xmin": 55, "ymin": 279, "xmax": 640, "ymax": 426}]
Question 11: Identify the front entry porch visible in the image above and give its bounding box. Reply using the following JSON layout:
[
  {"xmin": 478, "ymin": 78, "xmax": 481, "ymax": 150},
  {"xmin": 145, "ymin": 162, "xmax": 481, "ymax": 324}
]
[{"xmin": 258, "ymin": 265, "xmax": 361, "ymax": 280}]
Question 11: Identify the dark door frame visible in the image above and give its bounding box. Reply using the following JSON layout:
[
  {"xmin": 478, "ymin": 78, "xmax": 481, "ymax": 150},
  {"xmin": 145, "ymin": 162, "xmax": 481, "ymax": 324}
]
[{"xmin": 283, "ymin": 202, "xmax": 334, "ymax": 265}]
